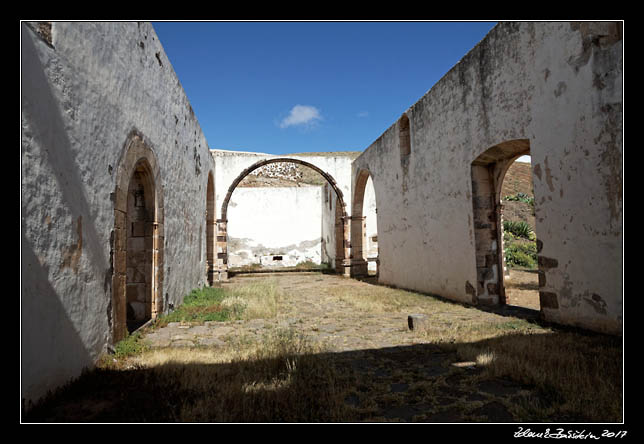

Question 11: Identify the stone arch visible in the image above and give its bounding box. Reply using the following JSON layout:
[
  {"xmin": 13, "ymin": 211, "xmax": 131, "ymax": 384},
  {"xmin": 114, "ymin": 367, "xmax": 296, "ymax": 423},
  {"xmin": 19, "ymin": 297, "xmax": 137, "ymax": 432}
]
[
  {"xmin": 470, "ymin": 139, "xmax": 536, "ymax": 307},
  {"xmin": 206, "ymin": 171, "xmax": 216, "ymax": 286},
  {"xmin": 350, "ymin": 168, "xmax": 378, "ymax": 277},
  {"xmin": 217, "ymin": 158, "xmax": 350, "ymax": 278},
  {"xmin": 111, "ymin": 131, "xmax": 164, "ymax": 343}
]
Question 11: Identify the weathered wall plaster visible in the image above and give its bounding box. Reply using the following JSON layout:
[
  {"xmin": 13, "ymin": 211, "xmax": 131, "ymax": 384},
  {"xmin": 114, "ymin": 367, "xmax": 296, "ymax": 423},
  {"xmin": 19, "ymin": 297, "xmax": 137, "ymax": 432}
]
[
  {"xmin": 226, "ymin": 186, "xmax": 327, "ymax": 268},
  {"xmin": 212, "ymin": 150, "xmax": 354, "ymax": 216},
  {"xmin": 353, "ymin": 21, "xmax": 622, "ymax": 334},
  {"xmin": 21, "ymin": 20, "xmax": 622, "ymax": 410},
  {"xmin": 211, "ymin": 150, "xmax": 359, "ymax": 275},
  {"xmin": 21, "ymin": 22, "xmax": 216, "ymax": 406}
]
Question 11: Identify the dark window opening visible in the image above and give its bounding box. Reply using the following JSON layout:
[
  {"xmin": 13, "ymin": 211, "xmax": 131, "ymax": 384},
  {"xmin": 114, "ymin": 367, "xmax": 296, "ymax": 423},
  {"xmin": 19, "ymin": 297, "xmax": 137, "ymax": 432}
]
[{"xmin": 399, "ymin": 114, "xmax": 411, "ymax": 157}]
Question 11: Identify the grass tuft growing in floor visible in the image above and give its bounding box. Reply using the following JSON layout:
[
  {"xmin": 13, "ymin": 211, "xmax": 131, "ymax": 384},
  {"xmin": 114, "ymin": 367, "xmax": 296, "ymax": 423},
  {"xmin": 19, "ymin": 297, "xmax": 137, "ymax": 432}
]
[{"xmin": 151, "ymin": 279, "xmax": 281, "ymax": 328}]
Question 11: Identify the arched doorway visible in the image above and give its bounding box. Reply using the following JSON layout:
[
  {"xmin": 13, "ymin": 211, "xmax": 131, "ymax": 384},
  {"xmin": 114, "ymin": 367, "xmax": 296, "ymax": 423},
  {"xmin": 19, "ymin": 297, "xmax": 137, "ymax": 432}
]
[
  {"xmin": 112, "ymin": 132, "xmax": 164, "ymax": 343},
  {"xmin": 350, "ymin": 169, "xmax": 379, "ymax": 278},
  {"xmin": 217, "ymin": 158, "xmax": 350, "ymax": 279},
  {"xmin": 470, "ymin": 139, "xmax": 540, "ymax": 309},
  {"xmin": 498, "ymin": 155, "xmax": 540, "ymax": 310},
  {"xmin": 206, "ymin": 171, "xmax": 216, "ymax": 286}
]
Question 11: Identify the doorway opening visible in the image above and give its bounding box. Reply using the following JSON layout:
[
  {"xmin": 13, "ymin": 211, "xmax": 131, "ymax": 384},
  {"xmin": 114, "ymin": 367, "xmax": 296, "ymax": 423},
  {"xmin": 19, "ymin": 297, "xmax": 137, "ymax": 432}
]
[
  {"xmin": 125, "ymin": 162, "xmax": 156, "ymax": 332},
  {"xmin": 351, "ymin": 169, "xmax": 379, "ymax": 279},
  {"xmin": 499, "ymin": 155, "xmax": 540, "ymax": 310},
  {"xmin": 206, "ymin": 172, "xmax": 216, "ymax": 286},
  {"xmin": 470, "ymin": 140, "xmax": 540, "ymax": 310},
  {"xmin": 111, "ymin": 133, "xmax": 164, "ymax": 344}
]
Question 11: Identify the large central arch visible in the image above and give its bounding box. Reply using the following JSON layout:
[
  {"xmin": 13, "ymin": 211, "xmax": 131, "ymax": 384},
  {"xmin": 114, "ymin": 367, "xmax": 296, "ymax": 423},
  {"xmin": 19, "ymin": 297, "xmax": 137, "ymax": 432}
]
[{"xmin": 216, "ymin": 158, "xmax": 351, "ymax": 279}]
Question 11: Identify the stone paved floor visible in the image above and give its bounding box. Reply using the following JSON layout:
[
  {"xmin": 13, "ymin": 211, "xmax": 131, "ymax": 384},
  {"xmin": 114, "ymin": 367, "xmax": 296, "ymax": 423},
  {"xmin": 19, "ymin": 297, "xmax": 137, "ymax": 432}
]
[
  {"xmin": 142, "ymin": 272, "xmax": 503, "ymax": 352},
  {"xmin": 139, "ymin": 272, "xmax": 545, "ymax": 422},
  {"xmin": 25, "ymin": 272, "xmax": 613, "ymax": 423}
]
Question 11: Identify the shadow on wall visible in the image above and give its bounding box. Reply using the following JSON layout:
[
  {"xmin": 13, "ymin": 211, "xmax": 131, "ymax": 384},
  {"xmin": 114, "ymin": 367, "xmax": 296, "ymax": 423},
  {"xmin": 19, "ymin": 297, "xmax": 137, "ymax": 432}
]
[
  {"xmin": 21, "ymin": 23, "xmax": 105, "ymax": 408},
  {"xmin": 21, "ymin": 23, "xmax": 109, "ymax": 277},
  {"xmin": 21, "ymin": 231, "xmax": 92, "ymax": 411}
]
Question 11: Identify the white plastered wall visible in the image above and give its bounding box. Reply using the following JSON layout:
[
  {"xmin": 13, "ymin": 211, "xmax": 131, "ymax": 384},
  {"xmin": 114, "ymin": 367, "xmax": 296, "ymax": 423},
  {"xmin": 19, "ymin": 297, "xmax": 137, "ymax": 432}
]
[
  {"xmin": 352, "ymin": 22, "xmax": 622, "ymax": 334},
  {"xmin": 21, "ymin": 22, "xmax": 216, "ymax": 405}
]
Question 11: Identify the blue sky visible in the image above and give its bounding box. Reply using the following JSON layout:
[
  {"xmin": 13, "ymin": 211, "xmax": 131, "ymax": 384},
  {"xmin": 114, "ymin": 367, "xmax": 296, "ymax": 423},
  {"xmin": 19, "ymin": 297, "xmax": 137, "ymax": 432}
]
[{"xmin": 152, "ymin": 21, "xmax": 498, "ymax": 156}]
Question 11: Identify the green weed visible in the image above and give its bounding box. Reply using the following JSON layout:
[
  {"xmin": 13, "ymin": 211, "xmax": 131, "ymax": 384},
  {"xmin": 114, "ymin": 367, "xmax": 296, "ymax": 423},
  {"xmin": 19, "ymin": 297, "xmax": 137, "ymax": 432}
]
[
  {"xmin": 505, "ymin": 241, "xmax": 537, "ymax": 269},
  {"xmin": 112, "ymin": 331, "xmax": 147, "ymax": 359},
  {"xmin": 504, "ymin": 192, "xmax": 534, "ymax": 206},
  {"xmin": 154, "ymin": 286, "xmax": 234, "ymax": 327},
  {"xmin": 503, "ymin": 220, "xmax": 535, "ymax": 240}
]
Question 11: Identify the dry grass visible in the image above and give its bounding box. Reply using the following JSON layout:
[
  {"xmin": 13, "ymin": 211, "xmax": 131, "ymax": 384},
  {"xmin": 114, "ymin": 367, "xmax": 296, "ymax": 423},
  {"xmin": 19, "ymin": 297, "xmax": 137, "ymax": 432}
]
[
  {"xmin": 326, "ymin": 280, "xmax": 622, "ymax": 422},
  {"xmin": 409, "ymin": 312, "xmax": 622, "ymax": 421},
  {"xmin": 151, "ymin": 279, "xmax": 281, "ymax": 328},
  {"xmin": 23, "ymin": 275, "xmax": 622, "ymax": 423},
  {"xmin": 221, "ymin": 278, "xmax": 281, "ymax": 320},
  {"xmin": 329, "ymin": 282, "xmax": 445, "ymax": 313},
  {"xmin": 121, "ymin": 329, "xmax": 351, "ymax": 422},
  {"xmin": 459, "ymin": 331, "xmax": 623, "ymax": 421}
]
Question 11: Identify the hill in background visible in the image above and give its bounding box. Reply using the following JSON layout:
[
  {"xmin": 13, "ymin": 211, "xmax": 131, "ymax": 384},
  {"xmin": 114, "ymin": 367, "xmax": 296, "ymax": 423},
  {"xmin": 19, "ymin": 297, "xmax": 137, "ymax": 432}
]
[
  {"xmin": 500, "ymin": 161, "xmax": 535, "ymax": 231},
  {"xmin": 238, "ymin": 152, "xmax": 362, "ymax": 188}
]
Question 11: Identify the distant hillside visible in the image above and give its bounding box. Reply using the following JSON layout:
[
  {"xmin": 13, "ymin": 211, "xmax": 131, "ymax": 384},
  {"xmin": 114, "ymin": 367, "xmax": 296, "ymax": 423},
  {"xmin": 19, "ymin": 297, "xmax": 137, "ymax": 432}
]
[
  {"xmin": 237, "ymin": 152, "xmax": 362, "ymax": 188},
  {"xmin": 500, "ymin": 161, "xmax": 536, "ymax": 231},
  {"xmin": 501, "ymin": 161, "xmax": 534, "ymax": 198}
]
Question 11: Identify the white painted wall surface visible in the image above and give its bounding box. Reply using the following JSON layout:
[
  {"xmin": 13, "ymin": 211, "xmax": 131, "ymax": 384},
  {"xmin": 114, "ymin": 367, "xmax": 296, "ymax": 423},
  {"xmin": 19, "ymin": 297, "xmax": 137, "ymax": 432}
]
[
  {"xmin": 21, "ymin": 22, "xmax": 216, "ymax": 406},
  {"xmin": 212, "ymin": 150, "xmax": 354, "ymax": 220},
  {"xmin": 353, "ymin": 22, "xmax": 622, "ymax": 334},
  {"xmin": 226, "ymin": 187, "xmax": 324, "ymax": 267},
  {"xmin": 20, "ymin": 20, "xmax": 622, "ymax": 411}
]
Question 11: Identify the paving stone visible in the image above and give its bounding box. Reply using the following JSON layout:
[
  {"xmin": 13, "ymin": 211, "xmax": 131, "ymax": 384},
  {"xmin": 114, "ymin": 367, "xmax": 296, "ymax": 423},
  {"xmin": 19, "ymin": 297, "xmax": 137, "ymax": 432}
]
[
  {"xmin": 390, "ymin": 383, "xmax": 409, "ymax": 393},
  {"xmin": 204, "ymin": 321, "xmax": 225, "ymax": 328},
  {"xmin": 167, "ymin": 322, "xmax": 188, "ymax": 328},
  {"xmin": 209, "ymin": 326, "xmax": 235, "ymax": 336},
  {"xmin": 477, "ymin": 378, "xmax": 524, "ymax": 396},
  {"xmin": 382, "ymin": 405, "xmax": 420, "ymax": 421},
  {"xmin": 198, "ymin": 337, "xmax": 227, "ymax": 347},
  {"xmin": 170, "ymin": 333, "xmax": 193, "ymax": 341},
  {"xmin": 186, "ymin": 325, "xmax": 210, "ymax": 335},
  {"xmin": 133, "ymin": 273, "xmax": 549, "ymax": 423},
  {"xmin": 146, "ymin": 337, "xmax": 172, "ymax": 347},
  {"xmin": 408, "ymin": 314, "xmax": 430, "ymax": 331},
  {"xmin": 471, "ymin": 401, "xmax": 515, "ymax": 422},
  {"xmin": 424, "ymin": 366, "xmax": 449, "ymax": 377},
  {"xmin": 344, "ymin": 394, "xmax": 359, "ymax": 407},
  {"xmin": 425, "ymin": 407, "xmax": 463, "ymax": 422},
  {"xmin": 246, "ymin": 319, "xmax": 266, "ymax": 329}
]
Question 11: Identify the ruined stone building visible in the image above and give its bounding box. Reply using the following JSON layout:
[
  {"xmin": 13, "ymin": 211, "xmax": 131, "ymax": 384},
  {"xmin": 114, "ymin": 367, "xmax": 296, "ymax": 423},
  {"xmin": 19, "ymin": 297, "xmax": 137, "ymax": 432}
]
[{"xmin": 21, "ymin": 21, "xmax": 623, "ymax": 408}]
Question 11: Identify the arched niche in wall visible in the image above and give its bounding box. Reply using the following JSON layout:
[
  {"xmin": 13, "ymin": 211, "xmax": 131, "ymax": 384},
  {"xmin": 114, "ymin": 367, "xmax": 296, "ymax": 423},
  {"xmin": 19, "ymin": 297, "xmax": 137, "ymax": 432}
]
[{"xmin": 111, "ymin": 131, "xmax": 164, "ymax": 343}]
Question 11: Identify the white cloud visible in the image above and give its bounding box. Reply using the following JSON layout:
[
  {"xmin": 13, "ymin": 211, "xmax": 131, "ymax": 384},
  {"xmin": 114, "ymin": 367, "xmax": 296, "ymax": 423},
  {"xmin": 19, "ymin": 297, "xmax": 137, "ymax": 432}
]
[
  {"xmin": 357, "ymin": 111, "xmax": 369, "ymax": 118},
  {"xmin": 279, "ymin": 105, "xmax": 322, "ymax": 129}
]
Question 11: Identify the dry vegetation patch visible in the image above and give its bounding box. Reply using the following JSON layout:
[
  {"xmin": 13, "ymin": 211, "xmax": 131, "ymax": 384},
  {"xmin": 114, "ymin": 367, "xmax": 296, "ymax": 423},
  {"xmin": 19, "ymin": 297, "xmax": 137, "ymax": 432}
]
[{"xmin": 23, "ymin": 273, "xmax": 622, "ymax": 423}]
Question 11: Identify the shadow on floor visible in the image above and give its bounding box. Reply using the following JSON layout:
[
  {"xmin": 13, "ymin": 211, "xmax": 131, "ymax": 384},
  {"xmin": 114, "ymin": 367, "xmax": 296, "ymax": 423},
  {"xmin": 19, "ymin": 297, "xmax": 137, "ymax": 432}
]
[{"xmin": 22, "ymin": 325, "xmax": 622, "ymax": 423}]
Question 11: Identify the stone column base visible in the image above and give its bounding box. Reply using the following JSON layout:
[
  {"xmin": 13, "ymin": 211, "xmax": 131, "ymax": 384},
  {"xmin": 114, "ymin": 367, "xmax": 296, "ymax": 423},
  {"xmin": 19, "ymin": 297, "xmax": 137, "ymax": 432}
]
[
  {"xmin": 335, "ymin": 259, "xmax": 351, "ymax": 277},
  {"xmin": 350, "ymin": 259, "xmax": 369, "ymax": 277}
]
